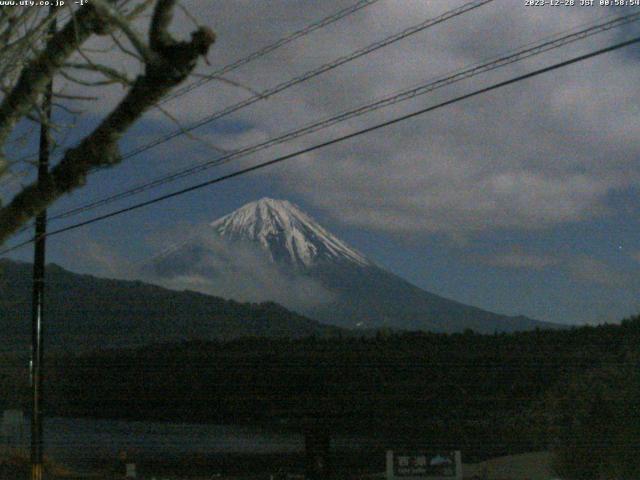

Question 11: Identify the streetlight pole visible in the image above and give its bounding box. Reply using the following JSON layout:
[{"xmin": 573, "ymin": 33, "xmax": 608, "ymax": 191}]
[{"xmin": 30, "ymin": 8, "xmax": 56, "ymax": 480}]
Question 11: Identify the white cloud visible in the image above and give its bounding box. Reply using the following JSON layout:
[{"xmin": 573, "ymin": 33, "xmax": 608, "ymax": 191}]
[
  {"xmin": 138, "ymin": 230, "xmax": 335, "ymax": 311},
  {"xmin": 166, "ymin": 1, "xmax": 640, "ymax": 238},
  {"xmin": 39, "ymin": 1, "xmax": 640, "ymax": 240}
]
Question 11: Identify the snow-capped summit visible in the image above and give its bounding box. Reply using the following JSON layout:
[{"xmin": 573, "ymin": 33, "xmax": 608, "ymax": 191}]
[{"xmin": 210, "ymin": 198, "xmax": 370, "ymax": 268}]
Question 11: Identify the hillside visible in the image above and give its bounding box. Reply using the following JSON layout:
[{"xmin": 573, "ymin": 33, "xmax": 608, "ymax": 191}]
[{"xmin": 0, "ymin": 259, "xmax": 342, "ymax": 352}]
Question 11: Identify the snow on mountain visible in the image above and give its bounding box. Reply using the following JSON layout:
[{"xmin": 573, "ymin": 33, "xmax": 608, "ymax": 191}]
[{"xmin": 210, "ymin": 198, "xmax": 370, "ymax": 268}]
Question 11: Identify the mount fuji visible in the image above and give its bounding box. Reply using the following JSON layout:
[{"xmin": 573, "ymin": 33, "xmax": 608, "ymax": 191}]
[
  {"xmin": 148, "ymin": 198, "xmax": 558, "ymax": 334},
  {"xmin": 210, "ymin": 198, "xmax": 370, "ymax": 269}
]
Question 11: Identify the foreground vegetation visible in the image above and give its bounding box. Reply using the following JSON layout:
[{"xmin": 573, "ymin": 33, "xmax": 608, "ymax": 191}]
[{"xmin": 2, "ymin": 316, "xmax": 639, "ymax": 478}]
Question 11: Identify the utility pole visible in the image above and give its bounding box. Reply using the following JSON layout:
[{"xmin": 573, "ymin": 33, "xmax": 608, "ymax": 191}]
[{"xmin": 30, "ymin": 8, "xmax": 56, "ymax": 480}]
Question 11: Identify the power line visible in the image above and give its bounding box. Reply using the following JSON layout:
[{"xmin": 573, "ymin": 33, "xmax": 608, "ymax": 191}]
[
  {"xmin": 1, "ymin": 0, "xmax": 382, "ymax": 175},
  {"xmin": 120, "ymin": 0, "xmax": 494, "ymax": 159},
  {"xmin": 161, "ymin": 0, "xmax": 383, "ymax": 104},
  {"xmin": 2, "ymin": 34, "xmax": 638, "ymax": 257},
  {"xmin": 7, "ymin": 0, "xmax": 494, "ymax": 234},
  {"xmin": 45, "ymin": 11, "xmax": 640, "ymax": 223}
]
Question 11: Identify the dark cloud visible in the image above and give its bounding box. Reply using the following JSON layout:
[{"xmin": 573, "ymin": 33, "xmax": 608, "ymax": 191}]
[
  {"xmin": 566, "ymin": 255, "xmax": 639, "ymax": 290},
  {"xmin": 479, "ymin": 247, "xmax": 559, "ymax": 270},
  {"xmin": 61, "ymin": 1, "xmax": 640, "ymax": 240},
  {"xmin": 171, "ymin": 1, "xmax": 640, "ymax": 237}
]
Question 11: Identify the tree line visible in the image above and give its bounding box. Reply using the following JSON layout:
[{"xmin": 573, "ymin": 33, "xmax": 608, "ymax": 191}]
[{"xmin": 2, "ymin": 316, "xmax": 639, "ymax": 477}]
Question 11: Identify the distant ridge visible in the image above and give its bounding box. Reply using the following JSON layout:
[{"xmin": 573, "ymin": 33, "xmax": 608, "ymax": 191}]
[{"xmin": 0, "ymin": 259, "xmax": 342, "ymax": 353}]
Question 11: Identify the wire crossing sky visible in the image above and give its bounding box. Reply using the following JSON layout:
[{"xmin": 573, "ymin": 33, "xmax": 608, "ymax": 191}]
[
  {"xmin": 121, "ymin": 0, "xmax": 495, "ymax": 160},
  {"xmin": 160, "ymin": 0, "xmax": 384, "ymax": 104},
  {"xmin": 43, "ymin": 11, "xmax": 640, "ymax": 225},
  {"xmin": 4, "ymin": 0, "xmax": 640, "ymax": 326},
  {"xmin": 3, "ymin": 33, "xmax": 639, "ymax": 257}
]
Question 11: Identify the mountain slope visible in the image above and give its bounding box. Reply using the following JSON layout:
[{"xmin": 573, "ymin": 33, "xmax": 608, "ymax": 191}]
[
  {"xmin": 157, "ymin": 198, "xmax": 560, "ymax": 334},
  {"xmin": 210, "ymin": 197, "xmax": 369, "ymax": 268},
  {"xmin": 0, "ymin": 259, "xmax": 342, "ymax": 353},
  {"xmin": 305, "ymin": 262, "xmax": 554, "ymax": 332}
]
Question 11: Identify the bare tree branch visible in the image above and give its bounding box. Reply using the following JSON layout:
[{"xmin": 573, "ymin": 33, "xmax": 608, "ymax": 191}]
[
  {"xmin": 150, "ymin": 0, "xmax": 176, "ymax": 51},
  {"xmin": 91, "ymin": 0, "xmax": 157, "ymax": 65},
  {"xmin": 0, "ymin": 0, "xmax": 215, "ymax": 244},
  {"xmin": 0, "ymin": 3, "xmax": 113, "ymax": 168}
]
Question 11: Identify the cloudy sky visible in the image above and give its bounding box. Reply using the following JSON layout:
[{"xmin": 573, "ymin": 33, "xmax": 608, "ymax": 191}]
[{"xmin": 4, "ymin": 0, "xmax": 640, "ymax": 325}]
